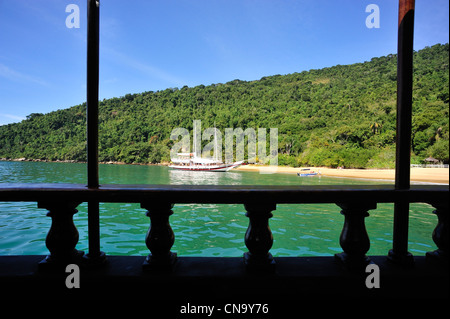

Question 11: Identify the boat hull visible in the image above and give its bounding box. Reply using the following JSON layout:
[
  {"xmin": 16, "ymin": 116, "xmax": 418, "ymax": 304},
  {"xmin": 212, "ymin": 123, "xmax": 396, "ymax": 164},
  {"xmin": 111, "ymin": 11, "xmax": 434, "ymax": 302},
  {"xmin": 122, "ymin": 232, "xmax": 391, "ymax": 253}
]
[
  {"xmin": 169, "ymin": 161, "xmax": 244, "ymax": 172},
  {"xmin": 297, "ymin": 173, "xmax": 318, "ymax": 177}
]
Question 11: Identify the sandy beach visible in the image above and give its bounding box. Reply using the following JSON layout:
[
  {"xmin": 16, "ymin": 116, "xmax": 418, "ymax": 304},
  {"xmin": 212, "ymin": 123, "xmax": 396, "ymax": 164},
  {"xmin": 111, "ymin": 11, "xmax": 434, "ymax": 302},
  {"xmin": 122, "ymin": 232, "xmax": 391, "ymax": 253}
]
[{"xmin": 235, "ymin": 165, "xmax": 449, "ymax": 184}]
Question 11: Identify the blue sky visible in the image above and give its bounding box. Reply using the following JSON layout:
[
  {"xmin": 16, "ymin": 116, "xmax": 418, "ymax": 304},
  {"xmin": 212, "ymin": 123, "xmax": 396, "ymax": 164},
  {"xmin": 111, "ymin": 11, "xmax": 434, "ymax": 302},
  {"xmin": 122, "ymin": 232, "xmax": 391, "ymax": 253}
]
[{"xmin": 0, "ymin": 0, "xmax": 448, "ymax": 126}]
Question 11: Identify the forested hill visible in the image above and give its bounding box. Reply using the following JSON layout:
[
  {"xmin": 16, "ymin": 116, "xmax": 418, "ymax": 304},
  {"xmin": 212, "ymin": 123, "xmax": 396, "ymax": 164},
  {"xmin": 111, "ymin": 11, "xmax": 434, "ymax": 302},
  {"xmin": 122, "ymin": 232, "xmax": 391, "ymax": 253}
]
[{"xmin": 1, "ymin": 43, "xmax": 448, "ymax": 168}]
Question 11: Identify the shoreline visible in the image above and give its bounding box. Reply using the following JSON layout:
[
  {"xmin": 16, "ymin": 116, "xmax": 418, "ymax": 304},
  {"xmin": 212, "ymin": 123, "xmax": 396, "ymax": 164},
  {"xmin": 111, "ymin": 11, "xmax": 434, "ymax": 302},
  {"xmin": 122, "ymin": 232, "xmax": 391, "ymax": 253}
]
[
  {"xmin": 235, "ymin": 164, "xmax": 449, "ymax": 184},
  {"xmin": 2, "ymin": 159, "xmax": 448, "ymax": 184}
]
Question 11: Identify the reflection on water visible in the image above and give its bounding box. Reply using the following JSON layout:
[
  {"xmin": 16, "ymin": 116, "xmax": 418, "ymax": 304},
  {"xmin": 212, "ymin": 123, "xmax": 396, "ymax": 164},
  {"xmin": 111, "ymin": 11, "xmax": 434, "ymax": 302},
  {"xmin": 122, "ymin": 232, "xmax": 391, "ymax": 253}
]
[{"xmin": 169, "ymin": 169, "xmax": 242, "ymax": 185}]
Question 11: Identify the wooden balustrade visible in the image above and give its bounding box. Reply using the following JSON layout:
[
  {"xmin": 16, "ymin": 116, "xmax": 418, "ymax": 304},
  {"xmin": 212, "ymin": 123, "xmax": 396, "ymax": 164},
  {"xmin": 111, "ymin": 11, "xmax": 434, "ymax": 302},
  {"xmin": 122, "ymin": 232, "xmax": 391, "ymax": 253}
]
[
  {"xmin": 243, "ymin": 203, "xmax": 276, "ymax": 272},
  {"xmin": 334, "ymin": 202, "xmax": 377, "ymax": 270},
  {"xmin": 426, "ymin": 201, "xmax": 449, "ymax": 263},
  {"xmin": 0, "ymin": 184, "xmax": 448, "ymax": 273},
  {"xmin": 37, "ymin": 201, "xmax": 84, "ymax": 269},
  {"xmin": 141, "ymin": 202, "xmax": 177, "ymax": 270}
]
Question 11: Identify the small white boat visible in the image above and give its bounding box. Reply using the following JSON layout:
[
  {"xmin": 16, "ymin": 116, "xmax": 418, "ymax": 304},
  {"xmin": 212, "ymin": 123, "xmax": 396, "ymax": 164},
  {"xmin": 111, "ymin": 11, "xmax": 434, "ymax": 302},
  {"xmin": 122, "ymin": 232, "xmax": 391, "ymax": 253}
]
[
  {"xmin": 297, "ymin": 172, "xmax": 318, "ymax": 176},
  {"xmin": 297, "ymin": 168, "xmax": 319, "ymax": 177}
]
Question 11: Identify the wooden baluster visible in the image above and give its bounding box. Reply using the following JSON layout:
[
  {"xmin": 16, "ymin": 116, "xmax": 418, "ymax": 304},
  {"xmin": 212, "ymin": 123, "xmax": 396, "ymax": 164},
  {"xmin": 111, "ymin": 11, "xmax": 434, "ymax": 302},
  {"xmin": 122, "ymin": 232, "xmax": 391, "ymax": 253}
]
[
  {"xmin": 141, "ymin": 202, "xmax": 177, "ymax": 270},
  {"xmin": 38, "ymin": 201, "xmax": 84, "ymax": 270},
  {"xmin": 335, "ymin": 202, "xmax": 376, "ymax": 270},
  {"xmin": 243, "ymin": 203, "xmax": 276, "ymax": 272},
  {"xmin": 426, "ymin": 202, "xmax": 448, "ymax": 263}
]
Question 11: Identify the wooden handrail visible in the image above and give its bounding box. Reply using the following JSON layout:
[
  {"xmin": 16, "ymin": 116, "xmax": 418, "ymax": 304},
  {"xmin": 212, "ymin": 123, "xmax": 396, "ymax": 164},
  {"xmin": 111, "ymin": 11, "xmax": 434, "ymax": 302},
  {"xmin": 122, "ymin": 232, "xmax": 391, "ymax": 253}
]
[{"xmin": 0, "ymin": 183, "xmax": 447, "ymax": 204}]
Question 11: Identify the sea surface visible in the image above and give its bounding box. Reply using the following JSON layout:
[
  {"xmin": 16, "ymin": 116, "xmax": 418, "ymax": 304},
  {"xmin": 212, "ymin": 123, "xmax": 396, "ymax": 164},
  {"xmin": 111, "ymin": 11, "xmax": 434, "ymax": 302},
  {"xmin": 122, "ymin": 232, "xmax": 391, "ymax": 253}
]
[{"xmin": 0, "ymin": 161, "xmax": 438, "ymax": 257}]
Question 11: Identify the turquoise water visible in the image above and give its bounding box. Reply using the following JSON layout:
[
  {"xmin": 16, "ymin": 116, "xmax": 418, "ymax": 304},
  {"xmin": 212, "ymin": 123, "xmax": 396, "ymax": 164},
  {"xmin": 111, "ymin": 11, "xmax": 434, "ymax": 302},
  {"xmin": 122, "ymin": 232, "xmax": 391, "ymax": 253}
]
[{"xmin": 0, "ymin": 161, "xmax": 438, "ymax": 257}]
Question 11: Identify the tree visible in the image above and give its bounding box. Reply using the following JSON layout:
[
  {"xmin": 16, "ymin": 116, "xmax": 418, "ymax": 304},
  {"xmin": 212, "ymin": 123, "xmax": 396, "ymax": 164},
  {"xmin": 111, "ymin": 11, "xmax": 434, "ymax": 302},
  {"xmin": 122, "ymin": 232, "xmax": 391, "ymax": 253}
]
[
  {"xmin": 429, "ymin": 139, "xmax": 449, "ymax": 163},
  {"xmin": 26, "ymin": 113, "xmax": 44, "ymax": 120}
]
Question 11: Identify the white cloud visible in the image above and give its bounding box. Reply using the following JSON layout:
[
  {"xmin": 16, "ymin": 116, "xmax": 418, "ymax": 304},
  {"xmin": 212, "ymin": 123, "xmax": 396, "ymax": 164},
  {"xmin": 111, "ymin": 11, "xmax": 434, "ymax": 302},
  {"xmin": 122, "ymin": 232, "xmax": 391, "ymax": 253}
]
[
  {"xmin": 0, "ymin": 63, "xmax": 50, "ymax": 87},
  {"xmin": 101, "ymin": 46, "xmax": 187, "ymax": 88}
]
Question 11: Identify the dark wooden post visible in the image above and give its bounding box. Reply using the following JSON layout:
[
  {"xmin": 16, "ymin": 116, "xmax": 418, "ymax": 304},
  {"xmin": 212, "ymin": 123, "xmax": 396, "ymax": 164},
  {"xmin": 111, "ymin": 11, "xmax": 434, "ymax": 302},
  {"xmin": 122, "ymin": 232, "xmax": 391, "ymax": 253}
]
[
  {"xmin": 87, "ymin": 0, "xmax": 100, "ymax": 190},
  {"xmin": 85, "ymin": 0, "xmax": 106, "ymax": 267},
  {"xmin": 243, "ymin": 203, "xmax": 276, "ymax": 272},
  {"xmin": 426, "ymin": 202, "xmax": 449, "ymax": 263},
  {"xmin": 335, "ymin": 202, "xmax": 376, "ymax": 270},
  {"xmin": 141, "ymin": 202, "xmax": 177, "ymax": 270},
  {"xmin": 38, "ymin": 201, "xmax": 84, "ymax": 270},
  {"xmin": 389, "ymin": 0, "xmax": 415, "ymax": 267}
]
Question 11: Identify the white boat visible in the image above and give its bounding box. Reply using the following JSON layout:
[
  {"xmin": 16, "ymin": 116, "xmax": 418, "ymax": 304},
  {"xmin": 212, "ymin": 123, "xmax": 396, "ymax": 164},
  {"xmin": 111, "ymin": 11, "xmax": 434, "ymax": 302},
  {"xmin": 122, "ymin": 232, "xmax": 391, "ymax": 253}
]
[
  {"xmin": 297, "ymin": 172, "xmax": 318, "ymax": 177},
  {"xmin": 169, "ymin": 153, "xmax": 244, "ymax": 172},
  {"xmin": 297, "ymin": 168, "xmax": 320, "ymax": 177},
  {"xmin": 169, "ymin": 124, "xmax": 244, "ymax": 172}
]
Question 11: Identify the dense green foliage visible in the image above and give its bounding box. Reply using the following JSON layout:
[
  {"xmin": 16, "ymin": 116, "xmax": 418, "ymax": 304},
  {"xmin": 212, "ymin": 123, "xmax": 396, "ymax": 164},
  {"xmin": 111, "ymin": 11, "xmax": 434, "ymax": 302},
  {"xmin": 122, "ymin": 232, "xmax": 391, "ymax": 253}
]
[{"xmin": 1, "ymin": 44, "xmax": 448, "ymax": 168}]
